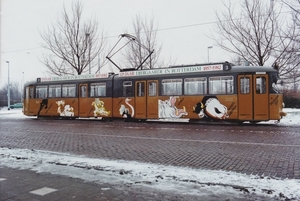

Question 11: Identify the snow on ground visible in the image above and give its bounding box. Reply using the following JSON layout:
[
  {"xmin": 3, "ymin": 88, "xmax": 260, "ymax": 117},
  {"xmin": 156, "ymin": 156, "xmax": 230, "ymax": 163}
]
[
  {"xmin": 1, "ymin": 107, "xmax": 300, "ymax": 200},
  {"xmin": 1, "ymin": 148, "xmax": 300, "ymax": 200}
]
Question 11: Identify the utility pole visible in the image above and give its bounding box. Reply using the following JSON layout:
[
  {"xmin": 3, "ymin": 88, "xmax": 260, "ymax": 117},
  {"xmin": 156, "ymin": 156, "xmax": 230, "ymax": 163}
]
[
  {"xmin": 6, "ymin": 61, "xmax": 10, "ymax": 110},
  {"xmin": 86, "ymin": 33, "xmax": 91, "ymax": 74},
  {"xmin": 21, "ymin": 72, "xmax": 24, "ymax": 102},
  {"xmin": 207, "ymin": 46, "xmax": 213, "ymax": 63}
]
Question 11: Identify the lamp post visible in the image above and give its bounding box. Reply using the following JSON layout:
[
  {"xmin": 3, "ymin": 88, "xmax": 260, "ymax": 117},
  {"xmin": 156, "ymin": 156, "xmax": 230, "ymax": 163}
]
[
  {"xmin": 6, "ymin": 61, "xmax": 10, "ymax": 110},
  {"xmin": 86, "ymin": 33, "xmax": 91, "ymax": 74},
  {"xmin": 97, "ymin": 54, "xmax": 100, "ymax": 74},
  {"xmin": 207, "ymin": 46, "xmax": 213, "ymax": 63},
  {"xmin": 21, "ymin": 72, "xmax": 24, "ymax": 102}
]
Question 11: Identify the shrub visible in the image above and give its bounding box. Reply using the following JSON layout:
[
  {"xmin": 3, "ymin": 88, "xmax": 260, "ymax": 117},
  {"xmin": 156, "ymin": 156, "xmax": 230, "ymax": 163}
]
[{"xmin": 283, "ymin": 90, "xmax": 300, "ymax": 108}]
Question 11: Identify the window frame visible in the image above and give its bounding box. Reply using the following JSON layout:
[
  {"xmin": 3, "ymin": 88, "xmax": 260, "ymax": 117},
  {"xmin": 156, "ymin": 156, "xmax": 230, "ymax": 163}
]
[
  {"xmin": 90, "ymin": 82, "xmax": 106, "ymax": 97},
  {"xmin": 136, "ymin": 82, "xmax": 145, "ymax": 97},
  {"xmin": 62, "ymin": 84, "xmax": 76, "ymax": 98},
  {"xmin": 161, "ymin": 78, "xmax": 183, "ymax": 96},
  {"xmin": 209, "ymin": 76, "xmax": 234, "ymax": 94},
  {"xmin": 240, "ymin": 77, "xmax": 250, "ymax": 94},
  {"xmin": 48, "ymin": 84, "xmax": 62, "ymax": 98},
  {"xmin": 123, "ymin": 81, "xmax": 133, "ymax": 97},
  {"xmin": 184, "ymin": 77, "xmax": 207, "ymax": 95},
  {"xmin": 256, "ymin": 77, "xmax": 266, "ymax": 94},
  {"xmin": 148, "ymin": 81, "xmax": 157, "ymax": 97},
  {"xmin": 35, "ymin": 85, "xmax": 48, "ymax": 98}
]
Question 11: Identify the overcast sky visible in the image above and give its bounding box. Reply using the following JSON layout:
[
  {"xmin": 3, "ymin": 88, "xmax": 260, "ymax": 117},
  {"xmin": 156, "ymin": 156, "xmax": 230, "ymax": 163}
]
[{"xmin": 0, "ymin": 0, "xmax": 238, "ymax": 87}]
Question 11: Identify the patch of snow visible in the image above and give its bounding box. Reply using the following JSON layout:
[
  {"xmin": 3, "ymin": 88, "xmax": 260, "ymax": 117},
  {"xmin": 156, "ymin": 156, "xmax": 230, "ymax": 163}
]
[
  {"xmin": 1, "ymin": 107, "xmax": 299, "ymax": 125},
  {"xmin": 0, "ymin": 148, "xmax": 299, "ymax": 200}
]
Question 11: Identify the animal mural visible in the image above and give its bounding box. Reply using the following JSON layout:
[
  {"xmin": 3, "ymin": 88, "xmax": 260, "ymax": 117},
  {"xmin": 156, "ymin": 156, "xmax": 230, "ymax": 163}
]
[
  {"xmin": 158, "ymin": 96, "xmax": 188, "ymax": 118},
  {"xmin": 193, "ymin": 96, "xmax": 229, "ymax": 120},
  {"xmin": 56, "ymin": 100, "xmax": 74, "ymax": 116},
  {"xmin": 119, "ymin": 98, "xmax": 135, "ymax": 118},
  {"xmin": 92, "ymin": 98, "xmax": 110, "ymax": 117},
  {"xmin": 37, "ymin": 99, "xmax": 48, "ymax": 117}
]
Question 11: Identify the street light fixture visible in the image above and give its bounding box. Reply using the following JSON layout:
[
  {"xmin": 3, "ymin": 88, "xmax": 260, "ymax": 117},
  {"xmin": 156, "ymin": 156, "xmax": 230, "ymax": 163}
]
[
  {"xmin": 6, "ymin": 61, "xmax": 10, "ymax": 110},
  {"xmin": 207, "ymin": 46, "xmax": 213, "ymax": 63}
]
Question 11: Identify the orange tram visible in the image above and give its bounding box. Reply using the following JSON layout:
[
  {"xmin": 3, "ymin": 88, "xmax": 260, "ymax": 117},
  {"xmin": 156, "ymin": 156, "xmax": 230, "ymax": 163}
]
[{"xmin": 23, "ymin": 62, "xmax": 286, "ymax": 123}]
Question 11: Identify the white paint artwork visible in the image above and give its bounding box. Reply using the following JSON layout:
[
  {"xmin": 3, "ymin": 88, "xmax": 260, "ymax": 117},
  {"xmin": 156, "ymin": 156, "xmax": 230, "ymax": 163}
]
[
  {"xmin": 56, "ymin": 100, "xmax": 74, "ymax": 117},
  {"xmin": 158, "ymin": 96, "xmax": 188, "ymax": 118}
]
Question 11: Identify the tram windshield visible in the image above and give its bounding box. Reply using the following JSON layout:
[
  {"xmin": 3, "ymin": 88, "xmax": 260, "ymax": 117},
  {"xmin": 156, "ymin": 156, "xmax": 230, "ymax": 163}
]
[{"xmin": 271, "ymin": 73, "xmax": 283, "ymax": 94}]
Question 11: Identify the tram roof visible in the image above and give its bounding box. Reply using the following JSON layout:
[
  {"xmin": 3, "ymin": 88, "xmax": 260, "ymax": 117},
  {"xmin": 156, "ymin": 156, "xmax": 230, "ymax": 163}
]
[{"xmin": 25, "ymin": 63, "xmax": 278, "ymax": 86}]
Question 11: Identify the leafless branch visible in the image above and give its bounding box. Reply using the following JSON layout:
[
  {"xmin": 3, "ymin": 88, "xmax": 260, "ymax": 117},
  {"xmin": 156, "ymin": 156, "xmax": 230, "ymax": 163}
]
[
  {"xmin": 124, "ymin": 14, "xmax": 162, "ymax": 69},
  {"xmin": 40, "ymin": 1, "xmax": 106, "ymax": 75}
]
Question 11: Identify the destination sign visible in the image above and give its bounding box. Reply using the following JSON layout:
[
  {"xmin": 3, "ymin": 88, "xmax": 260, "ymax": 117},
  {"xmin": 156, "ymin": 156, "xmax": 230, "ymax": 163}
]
[
  {"xmin": 39, "ymin": 73, "xmax": 109, "ymax": 82},
  {"xmin": 119, "ymin": 64, "xmax": 223, "ymax": 77}
]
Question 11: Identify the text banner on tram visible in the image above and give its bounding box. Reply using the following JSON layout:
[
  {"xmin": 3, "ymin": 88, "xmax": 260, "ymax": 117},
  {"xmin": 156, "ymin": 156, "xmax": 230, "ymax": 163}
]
[
  {"xmin": 39, "ymin": 73, "xmax": 109, "ymax": 82},
  {"xmin": 119, "ymin": 64, "xmax": 223, "ymax": 77}
]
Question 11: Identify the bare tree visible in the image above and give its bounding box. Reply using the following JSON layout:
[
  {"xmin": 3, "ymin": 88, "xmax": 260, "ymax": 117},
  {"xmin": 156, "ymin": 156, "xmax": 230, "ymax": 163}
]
[
  {"xmin": 281, "ymin": 0, "xmax": 300, "ymax": 19},
  {"xmin": 0, "ymin": 84, "xmax": 9, "ymax": 107},
  {"xmin": 9, "ymin": 82, "xmax": 21, "ymax": 103},
  {"xmin": 0, "ymin": 82, "xmax": 21, "ymax": 106},
  {"xmin": 124, "ymin": 15, "xmax": 162, "ymax": 69},
  {"xmin": 278, "ymin": 0, "xmax": 300, "ymax": 89},
  {"xmin": 213, "ymin": 0, "xmax": 300, "ymax": 72},
  {"xmin": 40, "ymin": 1, "xmax": 106, "ymax": 76}
]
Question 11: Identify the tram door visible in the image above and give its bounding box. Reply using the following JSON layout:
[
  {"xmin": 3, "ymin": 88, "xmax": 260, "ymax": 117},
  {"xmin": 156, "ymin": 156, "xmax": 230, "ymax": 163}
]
[
  {"xmin": 253, "ymin": 74, "xmax": 269, "ymax": 120},
  {"xmin": 135, "ymin": 81, "xmax": 147, "ymax": 118},
  {"xmin": 23, "ymin": 86, "xmax": 30, "ymax": 115},
  {"xmin": 147, "ymin": 80, "xmax": 158, "ymax": 119},
  {"xmin": 78, "ymin": 83, "xmax": 89, "ymax": 117},
  {"xmin": 238, "ymin": 74, "xmax": 269, "ymax": 121},
  {"xmin": 135, "ymin": 80, "xmax": 158, "ymax": 119}
]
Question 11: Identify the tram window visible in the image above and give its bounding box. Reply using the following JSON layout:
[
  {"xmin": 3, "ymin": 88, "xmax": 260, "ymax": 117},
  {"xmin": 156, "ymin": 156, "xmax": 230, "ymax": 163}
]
[
  {"xmin": 256, "ymin": 77, "xmax": 266, "ymax": 94},
  {"xmin": 271, "ymin": 74, "xmax": 281, "ymax": 93},
  {"xmin": 148, "ymin": 82, "xmax": 157, "ymax": 96},
  {"xmin": 25, "ymin": 87, "xmax": 31, "ymax": 99},
  {"xmin": 161, "ymin": 79, "xmax": 182, "ymax": 95},
  {"xmin": 90, "ymin": 83, "xmax": 106, "ymax": 97},
  {"xmin": 240, "ymin": 77, "xmax": 250, "ymax": 94},
  {"xmin": 123, "ymin": 81, "xmax": 133, "ymax": 97},
  {"xmin": 184, "ymin": 77, "xmax": 207, "ymax": 95},
  {"xmin": 29, "ymin": 87, "xmax": 34, "ymax": 98},
  {"xmin": 25, "ymin": 87, "xmax": 29, "ymax": 99},
  {"xmin": 137, "ymin": 82, "xmax": 145, "ymax": 97},
  {"xmin": 80, "ymin": 85, "xmax": 87, "ymax": 98},
  {"xmin": 36, "ymin": 85, "xmax": 47, "ymax": 98},
  {"xmin": 49, "ymin": 85, "xmax": 61, "ymax": 98},
  {"xmin": 62, "ymin": 84, "xmax": 76, "ymax": 97},
  {"xmin": 209, "ymin": 76, "xmax": 233, "ymax": 94},
  {"xmin": 209, "ymin": 77, "xmax": 221, "ymax": 94}
]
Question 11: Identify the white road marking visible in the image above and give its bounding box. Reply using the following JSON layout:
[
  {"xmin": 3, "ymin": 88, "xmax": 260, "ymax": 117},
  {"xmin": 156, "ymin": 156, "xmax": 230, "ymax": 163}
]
[
  {"xmin": 101, "ymin": 188, "xmax": 111, "ymax": 191},
  {"xmin": 30, "ymin": 187, "xmax": 58, "ymax": 196}
]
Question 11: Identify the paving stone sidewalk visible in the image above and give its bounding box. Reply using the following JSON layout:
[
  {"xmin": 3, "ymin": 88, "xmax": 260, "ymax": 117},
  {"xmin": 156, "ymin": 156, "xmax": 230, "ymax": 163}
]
[
  {"xmin": 1, "ymin": 166, "xmax": 273, "ymax": 201},
  {"xmin": 0, "ymin": 167, "xmax": 211, "ymax": 201},
  {"xmin": 0, "ymin": 167, "xmax": 129, "ymax": 201}
]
